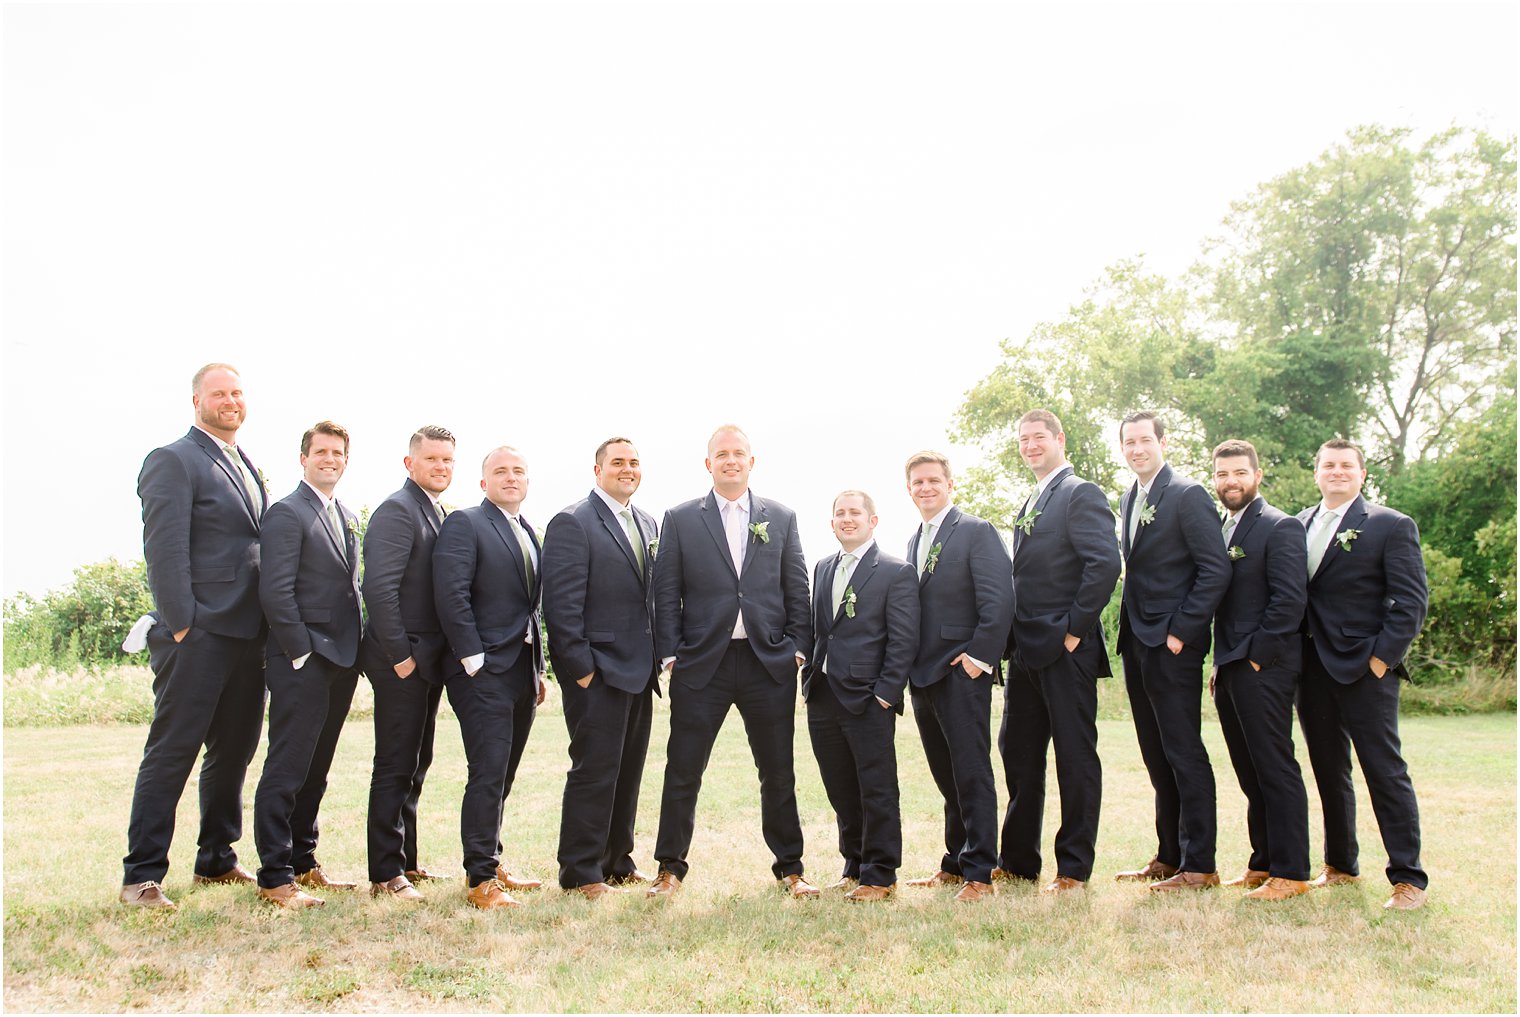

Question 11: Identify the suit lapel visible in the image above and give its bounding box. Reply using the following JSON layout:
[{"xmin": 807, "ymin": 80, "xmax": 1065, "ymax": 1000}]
[
  {"xmin": 484, "ymin": 498, "xmax": 533, "ymax": 598},
  {"xmin": 405, "ymin": 479, "xmax": 442, "ymax": 536},
  {"xmin": 741, "ymin": 494, "xmax": 765, "ymax": 575},
  {"xmin": 593, "ymin": 494, "xmax": 643, "ymax": 580},
  {"xmin": 1129, "ymin": 464, "xmax": 1172, "ymax": 558},
  {"xmin": 1015, "ymin": 466, "xmax": 1073, "ymax": 556},
  {"xmin": 192, "ymin": 429, "xmax": 260, "ymax": 527},
  {"xmin": 834, "ymin": 544, "xmax": 879, "ymax": 623},
  {"xmin": 920, "ymin": 507, "xmax": 960, "ymax": 587},
  {"xmin": 338, "ymin": 501, "xmax": 360, "ymax": 580},
  {"xmin": 816, "ymin": 553, "xmax": 838, "ymax": 636},
  {"xmin": 700, "ymin": 492, "xmax": 739, "ymax": 580},
  {"xmin": 1313, "ymin": 496, "xmax": 1367, "ymax": 581},
  {"xmin": 1228, "ymin": 496, "xmax": 1264, "ymax": 553},
  {"xmin": 299, "ymin": 483, "xmax": 349, "ymax": 564}
]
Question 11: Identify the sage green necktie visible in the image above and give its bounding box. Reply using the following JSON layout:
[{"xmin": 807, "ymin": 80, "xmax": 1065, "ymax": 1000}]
[
  {"xmin": 917, "ymin": 523, "xmax": 935, "ymax": 575},
  {"xmin": 621, "ymin": 508, "xmax": 644, "ymax": 569},
  {"xmin": 832, "ymin": 553, "xmax": 856, "ymax": 616},
  {"xmin": 1306, "ymin": 509, "xmax": 1338, "ymax": 577},
  {"xmin": 221, "ymin": 442, "xmax": 262, "ymax": 514},
  {"xmin": 327, "ymin": 501, "xmax": 348, "ymax": 561}
]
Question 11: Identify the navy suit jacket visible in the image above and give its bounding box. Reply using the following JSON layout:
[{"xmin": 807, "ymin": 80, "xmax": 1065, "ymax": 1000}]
[
  {"xmin": 804, "ymin": 543, "xmax": 920, "ymax": 713},
  {"xmin": 138, "ymin": 427, "xmax": 268, "ymax": 639},
  {"xmin": 1007, "ymin": 466, "xmax": 1122, "ymax": 673},
  {"xmin": 1298, "ymin": 495, "xmax": 1428, "ymax": 683},
  {"xmin": 906, "ymin": 505, "xmax": 1014, "ymax": 687},
  {"xmin": 1214, "ymin": 496, "xmax": 1306, "ymax": 671},
  {"xmin": 652, "ymin": 490, "xmax": 811, "ymax": 689},
  {"xmin": 361, "ymin": 479, "xmax": 448, "ymax": 684},
  {"xmin": 433, "ymin": 498, "xmax": 544, "ymax": 676},
  {"xmin": 542, "ymin": 491, "xmax": 659, "ymax": 695},
  {"xmin": 259, "ymin": 483, "xmax": 363, "ymax": 668},
  {"xmin": 1118, "ymin": 463, "xmax": 1231, "ymax": 652}
]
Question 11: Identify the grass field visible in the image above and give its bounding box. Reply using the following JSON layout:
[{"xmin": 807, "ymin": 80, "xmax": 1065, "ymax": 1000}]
[{"xmin": 3, "ymin": 682, "xmax": 1515, "ymax": 1012}]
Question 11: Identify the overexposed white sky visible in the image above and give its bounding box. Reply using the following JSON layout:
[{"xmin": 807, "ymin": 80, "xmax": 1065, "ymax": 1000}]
[{"xmin": 3, "ymin": 1, "xmax": 1515, "ymax": 598}]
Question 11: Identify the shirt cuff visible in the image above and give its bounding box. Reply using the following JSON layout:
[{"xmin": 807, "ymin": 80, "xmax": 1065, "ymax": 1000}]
[
  {"xmin": 463, "ymin": 653, "xmax": 485, "ymax": 676},
  {"xmin": 965, "ymin": 654, "xmax": 990, "ymax": 675},
  {"xmin": 292, "ymin": 652, "xmax": 311, "ymax": 670}
]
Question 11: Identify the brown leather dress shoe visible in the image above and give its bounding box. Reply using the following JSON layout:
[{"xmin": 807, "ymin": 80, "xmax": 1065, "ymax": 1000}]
[
  {"xmin": 1042, "ymin": 876, "xmax": 1085, "ymax": 895},
  {"xmin": 1115, "ymin": 857, "xmax": 1179, "ymax": 882},
  {"xmin": 779, "ymin": 874, "xmax": 821, "ymax": 899},
  {"xmin": 646, "ymin": 869, "xmax": 682, "ymax": 899},
  {"xmin": 1309, "ymin": 865, "xmax": 1359, "ymax": 888},
  {"xmin": 826, "ymin": 876, "xmax": 860, "ymax": 892},
  {"xmin": 906, "ymin": 870, "xmax": 965, "ymax": 888},
  {"xmin": 258, "ymin": 882, "xmax": 324, "ymax": 909},
  {"xmin": 953, "ymin": 880, "xmax": 995, "ymax": 903},
  {"xmin": 1149, "ymin": 871, "xmax": 1221, "ymax": 892},
  {"xmin": 1244, "ymin": 877, "xmax": 1310, "ymax": 901},
  {"xmin": 466, "ymin": 879, "xmax": 522, "ymax": 910},
  {"xmin": 405, "ymin": 867, "xmax": 445, "ymax": 882},
  {"xmin": 495, "ymin": 866, "xmax": 543, "ymax": 891},
  {"xmin": 296, "ymin": 863, "xmax": 357, "ymax": 890},
  {"xmin": 120, "ymin": 881, "xmax": 177, "ymax": 910},
  {"xmin": 845, "ymin": 883, "xmax": 896, "ymax": 902},
  {"xmin": 1223, "ymin": 868, "xmax": 1271, "ymax": 889},
  {"xmin": 568, "ymin": 882, "xmax": 625, "ymax": 900},
  {"xmin": 1384, "ymin": 883, "xmax": 1427, "ymax": 910},
  {"xmin": 371, "ymin": 876, "xmax": 424, "ymax": 901},
  {"xmin": 606, "ymin": 870, "xmax": 653, "ymax": 886},
  {"xmin": 193, "ymin": 864, "xmax": 255, "ymax": 886}
]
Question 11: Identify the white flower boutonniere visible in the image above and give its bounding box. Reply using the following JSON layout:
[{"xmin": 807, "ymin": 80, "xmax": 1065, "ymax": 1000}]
[
  {"xmin": 347, "ymin": 518, "xmax": 359, "ymax": 536},
  {"xmin": 1335, "ymin": 528, "xmax": 1360, "ymax": 552},
  {"xmin": 1138, "ymin": 503, "xmax": 1157, "ymax": 526},
  {"xmin": 647, "ymin": 538, "xmax": 659, "ymax": 560},
  {"xmin": 749, "ymin": 521, "xmax": 770, "ymax": 544},
  {"xmin": 1228, "ymin": 546, "xmax": 1245, "ymax": 561},
  {"xmin": 924, "ymin": 542, "xmax": 943, "ymax": 574},
  {"xmin": 843, "ymin": 587, "xmax": 858, "ymax": 619},
  {"xmin": 1014, "ymin": 509, "xmax": 1042, "ymax": 535}
]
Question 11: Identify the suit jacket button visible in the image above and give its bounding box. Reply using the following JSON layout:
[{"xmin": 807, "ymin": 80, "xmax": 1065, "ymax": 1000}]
[{"xmin": 737, "ymin": 592, "xmax": 744, "ymax": 599}]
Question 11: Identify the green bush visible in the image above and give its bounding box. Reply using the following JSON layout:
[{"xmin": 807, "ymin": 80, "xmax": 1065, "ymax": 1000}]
[{"xmin": 3, "ymin": 558, "xmax": 155, "ymax": 672}]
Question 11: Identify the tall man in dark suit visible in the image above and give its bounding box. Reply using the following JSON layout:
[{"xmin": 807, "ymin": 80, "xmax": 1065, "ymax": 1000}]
[
  {"xmin": 1296, "ymin": 439, "xmax": 1430, "ymax": 910},
  {"xmin": 998, "ymin": 411, "xmax": 1121, "ymax": 895},
  {"xmin": 253, "ymin": 421, "xmax": 363, "ymax": 908},
  {"xmin": 122, "ymin": 363, "xmax": 269, "ymax": 909},
  {"xmin": 1209, "ymin": 439, "xmax": 1311, "ymax": 901},
  {"xmin": 903, "ymin": 451, "xmax": 1013, "ymax": 904},
  {"xmin": 433, "ymin": 445, "xmax": 547, "ymax": 910},
  {"xmin": 648, "ymin": 425, "xmax": 817, "ymax": 899},
  {"xmin": 542, "ymin": 437, "xmax": 660, "ymax": 899},
  {"xmin": 803, "ymin": 490, "xmax": 920, "ymax": 902},
  {"xmin": 361, "ymin": 424, "xmax": 457, "ymax": 901},
  {"xmin": 1115, "ymin": 411, "xmax": 1230, "ymax": 891}
]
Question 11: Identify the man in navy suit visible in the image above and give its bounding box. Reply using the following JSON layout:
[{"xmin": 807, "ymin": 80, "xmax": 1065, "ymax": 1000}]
[
  {"xmin": 361, "ymin": 424, "xmax": 457, "ymax": 900},
  {"xmin": 433, "ymin": 446, "xmax": 547, "ymax": 910},
  {"xmin": 253, "ymin": 421, "xmax": 364, "ymax": 908},
  {"xmin": 542, "ymin": 437, "xmax": 660, "ymax": 899},
  {"xmin": 1296, "ymin": 439, "xmax": 1430, "ymax": 910},
  {"xmin": 122, "ymin": 363, "xmax": 269, "ymax": 909},
  {"xmin": 647, "ymin": 425, "xmax": 817, "ymax": 899},
  {"xmin": 1209, "ymin": 439, "xmax": 1311, "ymax": 901},
  {"xmin": 902, "ymin": 450, "xmax": 1013, "ymax": 904},
  {"xmin": 998, "ymin": 411, "xmax": 1120, "ymax": 895},
  {"xmin": 1115, "ymin": 411, "xmax": 1230, "ymax": 890},
  {"xmin": 803, "ymin": 490, "xmax": 920, "ymax": 902}
]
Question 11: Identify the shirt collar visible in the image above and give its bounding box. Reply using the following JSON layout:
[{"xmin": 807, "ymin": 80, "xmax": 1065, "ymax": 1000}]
[
  {"xmin": 301, "ymin": 479, "xmax": 335, "ymax": 510},
  {"xmin": 714, "ymin": 489, "xmax": 750, "ymax": 515},
  {"xmin": 923, "ymin": 503, "xmax": 953, "ymax": 529},
  {"xmin": 196, "ymin": 425, "xmax": 238, "ymax": 451},
  {"xmin": 593, "ymin": 485, "xmax": 633, "ymax": 517},
  {"xmin": 838, "ymin": 538, "xmax": 875, "ymax": 562}
]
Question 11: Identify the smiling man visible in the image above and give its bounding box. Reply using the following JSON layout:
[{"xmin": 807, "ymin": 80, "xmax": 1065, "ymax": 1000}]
[
  {"xmin": 997, "ymin": 410, "xmax": 1120, "ymax": 895},
  {"xmin": 647, "ymin": 425, "xmax": 817, "ymax": 899},
  {"xmin": 433, "ymin": 446, "xmax": 547, "ymax": 910},
  {"xmin": 253, "ymin": 421, "xmax": 364, "ymax": 908},
  {"xmin": 1209, "ymin": 439, "xmax": 1311, "ymax": 901},
  {"xmin": 542, "ymin": 437, "xmax": 660, "ymax": 899},
  {"xmin": 1115, "ymin": 411, "xmax": 1230, "ymax": 891},
  {"xmin": 122, "ymin": 363, "xmax": 269, "ymax": 909},
  {"xmin": 902, "ymin": 450, "xmax": 1013, "ymax": 903},
  {"xmin": 803, "ymin": 490, "xmax": 919, "ymax": 901},
  {"xmin": 1295, "ymin": 439, "xmax": 1430, "ymax": 910}
]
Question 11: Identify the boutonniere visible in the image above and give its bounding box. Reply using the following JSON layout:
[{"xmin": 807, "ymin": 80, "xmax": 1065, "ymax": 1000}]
[
  {"xmin": 749, "ymin": 521, "xmax": 770, "ymax": 544},
  {"xmin": 1228, "ymin": 546, "xmax": 1246, "ymax": 561},
  {"xmin": 924, "ymin": 542, "xmax": 943, "ymax": 574},
  {"xmin": 1014, "ymin": 508, "xmax": 1041, "ymax": 535},
  {"xmin": 843, "ymin": 587, "xmax": 858, "ymax": 619},
  {"xmin": 347, "ymin": 518, "xmax": 359, "ymax": 536},
  {"xmin": 647, "ymin": 538, "xmax": 659, "ymax": 560},
  {"xmin": 1335, "ymin": 528, "xmax": 1360, "ymax": 552},
  {"xmin": 257, "ymin": 468, "xmax": 271, "ymax": 492},
  {"xmin": 1138, "ymin": 503, "xmax": 1157, "ymax": 526}
]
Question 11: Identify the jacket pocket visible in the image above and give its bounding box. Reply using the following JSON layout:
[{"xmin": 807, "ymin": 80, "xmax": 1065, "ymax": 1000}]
[
  {"xmin": 588, "ymin": 631, "xmax": 616, "ymax": 644},
  {"xmin": 191, "ymin": 565, "xmax": 235, "ymax": 584}
]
